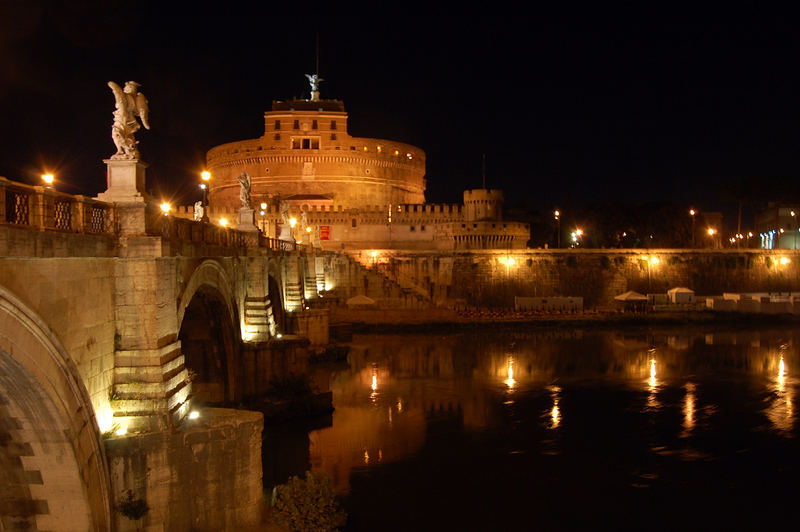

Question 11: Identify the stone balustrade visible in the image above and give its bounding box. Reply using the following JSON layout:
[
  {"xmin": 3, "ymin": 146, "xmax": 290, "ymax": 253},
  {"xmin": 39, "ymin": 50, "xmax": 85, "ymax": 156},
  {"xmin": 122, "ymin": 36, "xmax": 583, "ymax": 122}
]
[
  {"xmin": 0, "ymin": 176, "xmax": 114, "ymax": 234},
  {"xmin": 146, "ymin": 206, "xmax": 300, "ymax": 252},
  {"xmin": 0, "ymin": 176, "xmax": 302, "ymax": 252}
]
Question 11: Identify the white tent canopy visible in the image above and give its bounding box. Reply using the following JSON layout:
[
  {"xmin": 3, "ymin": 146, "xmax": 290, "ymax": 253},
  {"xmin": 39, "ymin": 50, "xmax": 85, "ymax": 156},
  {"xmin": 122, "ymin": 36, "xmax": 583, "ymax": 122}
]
[
  {"xmin": 667, "ymin": 287, "xmax": 694, "ymax": 295},
  {"xmin": 346, "ymin": 295, "xmax": 376, "ymax": 307},
  {"xmin": 614, "ymin": 290, "xmax": 647, "ymax": 302},
  {"xmin": 667, "ymin": 286, "xmax": 695, "ymax": 304}
]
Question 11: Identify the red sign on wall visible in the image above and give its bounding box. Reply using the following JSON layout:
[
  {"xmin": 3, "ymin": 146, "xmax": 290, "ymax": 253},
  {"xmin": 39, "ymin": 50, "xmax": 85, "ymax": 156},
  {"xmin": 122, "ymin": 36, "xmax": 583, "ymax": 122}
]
[{"xmin": 319, "ymin": 225, "xmax": 330, "ymax": 240}]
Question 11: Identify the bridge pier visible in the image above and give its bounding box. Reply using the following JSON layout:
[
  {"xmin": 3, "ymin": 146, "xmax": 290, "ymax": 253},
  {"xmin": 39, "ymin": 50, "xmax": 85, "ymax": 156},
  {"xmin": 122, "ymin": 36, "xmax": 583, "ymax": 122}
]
[
  {"xmin": 242, "ymin": 257, "xmax": 273, "ymax": 342},
  {"xmin": 283, "ymin": 251, "xmax": 306, "ymax": 312},
  {"xmin": 111, "ymin": 258, "xmax": 191, "ymax": 433}
]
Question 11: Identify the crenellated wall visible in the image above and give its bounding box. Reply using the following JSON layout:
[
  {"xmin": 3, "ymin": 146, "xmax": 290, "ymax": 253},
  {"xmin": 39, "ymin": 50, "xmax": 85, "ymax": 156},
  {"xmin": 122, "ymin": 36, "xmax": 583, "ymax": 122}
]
[{"xmin": 173, "ymin": 200, "xmax": 529, "ymax": 250}]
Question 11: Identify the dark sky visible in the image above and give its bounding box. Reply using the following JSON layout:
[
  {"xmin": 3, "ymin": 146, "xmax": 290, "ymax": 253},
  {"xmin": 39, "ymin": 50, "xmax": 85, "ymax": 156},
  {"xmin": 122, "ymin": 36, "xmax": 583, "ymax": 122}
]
[{"xmin": 1, "ymin": 4, "xmax": 799, "ymax": 227}]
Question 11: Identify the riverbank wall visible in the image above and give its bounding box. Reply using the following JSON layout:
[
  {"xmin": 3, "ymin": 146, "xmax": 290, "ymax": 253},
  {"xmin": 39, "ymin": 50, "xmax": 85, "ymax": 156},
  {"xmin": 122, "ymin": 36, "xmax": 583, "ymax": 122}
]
[{"xmin": 337, "ymin": 249, "xmax": 800, "ymax": 309}]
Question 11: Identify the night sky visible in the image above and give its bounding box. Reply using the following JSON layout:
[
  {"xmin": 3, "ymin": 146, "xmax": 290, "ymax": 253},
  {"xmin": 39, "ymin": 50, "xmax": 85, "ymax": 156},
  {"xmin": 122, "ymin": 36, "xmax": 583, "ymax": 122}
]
[{"xmin": 1, "ymin": 5, "xmax": 799, "ymax": 230}]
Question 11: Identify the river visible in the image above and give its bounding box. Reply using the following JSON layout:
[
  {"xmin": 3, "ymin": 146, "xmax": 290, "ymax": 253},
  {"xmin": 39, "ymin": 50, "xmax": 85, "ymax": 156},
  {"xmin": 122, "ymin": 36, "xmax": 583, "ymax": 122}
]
[{"xmin": 262, "ymin": 326, "xmax": 799, "ymax": 530}]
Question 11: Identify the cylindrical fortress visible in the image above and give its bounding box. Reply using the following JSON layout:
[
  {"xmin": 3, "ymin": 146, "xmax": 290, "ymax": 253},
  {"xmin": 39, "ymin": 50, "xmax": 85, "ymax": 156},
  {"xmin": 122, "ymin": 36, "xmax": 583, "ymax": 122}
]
[{"xmin": 206, "ymin": 99, "xmax": 426, "ymax": 209}]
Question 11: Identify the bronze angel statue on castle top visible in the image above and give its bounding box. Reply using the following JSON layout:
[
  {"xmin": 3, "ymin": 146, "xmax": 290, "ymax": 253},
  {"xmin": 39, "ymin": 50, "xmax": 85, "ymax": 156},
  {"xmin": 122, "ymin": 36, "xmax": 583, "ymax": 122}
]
[{"xmin": 108, "ymin": 80, "xmax": 150, "ymax": 159}]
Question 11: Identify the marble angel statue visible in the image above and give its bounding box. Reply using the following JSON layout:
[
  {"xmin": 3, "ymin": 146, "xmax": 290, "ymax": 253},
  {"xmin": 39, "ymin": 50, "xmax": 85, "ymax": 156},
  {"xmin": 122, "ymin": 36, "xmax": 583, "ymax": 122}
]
[
  {"xmin": 305, "ymin": 73, "xmax": 324, "ymax": 92},
  {"xmin": 108, "ymin": 81, "xmax": 150, "ymax": 159},
  {"xmin": 237, "ymin": 172, "xmax": 252, "ymax": 208},
  {"xmin": 194, "ymin": 200, "xmax": 204, "ymax": 221}
]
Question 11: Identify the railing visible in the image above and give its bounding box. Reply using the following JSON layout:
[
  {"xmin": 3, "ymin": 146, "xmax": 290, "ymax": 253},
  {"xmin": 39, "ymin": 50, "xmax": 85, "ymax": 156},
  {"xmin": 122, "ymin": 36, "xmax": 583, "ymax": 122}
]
[
  {"xmin": 150, "ymin": 211, "xmax": 301, "ymax": 252},
  {"xmin": 0, "ymin": 177, "xmax": 114, "ymax": 234}
]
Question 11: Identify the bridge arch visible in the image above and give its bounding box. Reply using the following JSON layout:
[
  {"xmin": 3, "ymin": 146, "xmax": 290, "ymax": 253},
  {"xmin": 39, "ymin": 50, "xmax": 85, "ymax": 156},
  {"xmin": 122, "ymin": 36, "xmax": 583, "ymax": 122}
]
[
  {"xmin": 0, "ymin": 286, "xmax": 112, "ymax": 531},
  {"xmin": 178, "ymin": 260, "xmax": 241, "ymax": 404}
]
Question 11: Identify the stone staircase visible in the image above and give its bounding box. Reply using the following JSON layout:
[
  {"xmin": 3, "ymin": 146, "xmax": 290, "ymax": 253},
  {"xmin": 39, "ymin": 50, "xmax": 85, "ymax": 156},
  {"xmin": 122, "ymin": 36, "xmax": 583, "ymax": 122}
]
[{"xmin": 330, "ymin": 253, "xmax": 431, "ymax": 309}]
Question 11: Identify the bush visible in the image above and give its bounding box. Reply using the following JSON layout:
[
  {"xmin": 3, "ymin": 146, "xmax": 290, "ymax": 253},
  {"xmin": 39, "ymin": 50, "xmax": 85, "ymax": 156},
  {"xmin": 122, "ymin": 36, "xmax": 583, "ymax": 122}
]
[{"xmin": 272, "ymin": 471, "xmax": 346, "ymax": 531}]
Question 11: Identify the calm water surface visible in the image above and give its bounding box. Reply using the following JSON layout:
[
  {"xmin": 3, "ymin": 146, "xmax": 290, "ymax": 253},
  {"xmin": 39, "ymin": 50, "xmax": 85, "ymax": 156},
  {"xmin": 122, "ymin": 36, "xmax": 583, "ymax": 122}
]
[{"xmin": 263, "ymin": 327, "xmax": 800, "ymax": 531}]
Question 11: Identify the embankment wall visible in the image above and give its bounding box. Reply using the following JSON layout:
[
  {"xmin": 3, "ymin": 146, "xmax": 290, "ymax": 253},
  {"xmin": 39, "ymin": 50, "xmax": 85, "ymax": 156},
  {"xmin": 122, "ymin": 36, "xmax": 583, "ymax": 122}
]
[{"xmin": 352, "ymin": 249, "xmax": 800, "ymax": 309}]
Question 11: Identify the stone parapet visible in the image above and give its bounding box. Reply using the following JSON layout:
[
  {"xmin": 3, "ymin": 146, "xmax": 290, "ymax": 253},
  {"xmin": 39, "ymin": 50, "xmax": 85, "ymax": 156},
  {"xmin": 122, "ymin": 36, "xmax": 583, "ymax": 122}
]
[{"xmin": 0, "ymin": 176, "xmax": 115, "ymax": 236}]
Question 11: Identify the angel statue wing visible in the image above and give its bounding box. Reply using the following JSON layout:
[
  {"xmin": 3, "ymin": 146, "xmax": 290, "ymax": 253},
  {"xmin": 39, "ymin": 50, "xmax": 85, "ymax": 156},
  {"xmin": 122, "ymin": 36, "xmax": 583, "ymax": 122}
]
[
  {"xmin": 136, "ymin": 91, "xmax": 150, "ymax": 130},
  {"xmin": 305, "ymin": 73, "xmax": 324, "ymax": 92},
  {"xmin": 108, "ymin": 81, "xmax": 126, "ymax": 112}
]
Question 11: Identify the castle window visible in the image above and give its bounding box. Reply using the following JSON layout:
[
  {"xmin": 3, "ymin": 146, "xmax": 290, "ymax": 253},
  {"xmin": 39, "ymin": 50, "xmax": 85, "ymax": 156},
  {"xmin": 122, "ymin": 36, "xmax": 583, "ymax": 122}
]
[
  {"xmin": 293, "ymin": 120, "xmax": 300, "ymax": 129},
  {"xmin": 312, "ymin": 120, "xmax": 318, "ymax": 129},
  {"xmin": 350, "ymin": 146, "xmax": 356, "ymax": 150},
  {"xmin": 351, "ymin": 218, "xmax": 357, "ymax": 228},
  {"xmin": 274, "ymin": 133, "xmax": 280, "ymax": 141},
  {"xmin": 292, "ymin": 137, "xmax": 320, "ymax": 149},
  {"xmin": 330, "ymin": 133, "xmax": 337, "ymax": 140},
  {"xmin": 421, "ymin": 225, "xmax": 426, "ymax": 231},
  {"xmin": 331, "ymin": 120, "xmax": 337, "ymax": 130},
  {"xmin": 274, "ymin": 120, "xmax": 281, "ymax": 130},
  {"xmin": 410, "ymin": 225, "xmax": 416, "ymax": 232}
]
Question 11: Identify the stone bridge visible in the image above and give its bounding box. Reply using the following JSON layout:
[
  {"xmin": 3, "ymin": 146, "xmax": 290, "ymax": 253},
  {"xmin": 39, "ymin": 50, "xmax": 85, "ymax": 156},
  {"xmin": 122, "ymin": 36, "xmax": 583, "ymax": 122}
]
[{"xmin": 0, "ymin": 170, "xmax": 335, "ymax": 530}]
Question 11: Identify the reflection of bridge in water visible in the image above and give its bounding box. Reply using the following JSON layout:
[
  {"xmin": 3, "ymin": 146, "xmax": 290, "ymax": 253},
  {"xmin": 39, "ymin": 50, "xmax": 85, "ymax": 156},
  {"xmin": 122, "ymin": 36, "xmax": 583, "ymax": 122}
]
[{"xmin": 0, "ymin": 166, "xmax": 344, "ymax": 529}]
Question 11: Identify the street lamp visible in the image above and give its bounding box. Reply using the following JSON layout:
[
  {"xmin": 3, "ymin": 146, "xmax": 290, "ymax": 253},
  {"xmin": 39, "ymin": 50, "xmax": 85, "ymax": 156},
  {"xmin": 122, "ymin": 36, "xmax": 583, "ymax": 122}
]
[
  {"xmin": 199, "ymin": 171, "xmax": 211, "ymax": 222},
  {"xmin": 707, "ymin": 227, "xmax": 717, "ymax": 248},
  {"xmin": 689, "ymin": 208, "xmax": 696, "ymax": 248},
  {"xmin": 41, "ymin": 173, "xmax": 54, "ymax": 188},
  {"xmin": 554, "ymin": 210, "xmax": 561, "ymax": 248},
  {"xmin": 570, "ymin": 228, "xmax": 584, "ymax": 247},
  {"xmin": 259, "ymin": 202, "xmax": 268, "ymax": 234}
]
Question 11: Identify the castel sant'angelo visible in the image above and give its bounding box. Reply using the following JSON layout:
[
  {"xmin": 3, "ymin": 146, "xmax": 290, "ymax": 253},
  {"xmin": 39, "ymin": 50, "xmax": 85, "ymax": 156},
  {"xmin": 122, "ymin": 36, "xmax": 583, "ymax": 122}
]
[{"xmin": 195, "ymin": 75, "xmax": 530, "ymax": 250}]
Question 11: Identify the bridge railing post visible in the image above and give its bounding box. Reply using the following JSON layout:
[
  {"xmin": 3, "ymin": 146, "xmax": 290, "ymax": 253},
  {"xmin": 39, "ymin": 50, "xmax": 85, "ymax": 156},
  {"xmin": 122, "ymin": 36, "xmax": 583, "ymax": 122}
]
[
  {"xmin": 30, "ymin": 186, "xmax": 48, "ymax": 229},
  {"xmin": 72, "ymin": 197, "xmax": 88, "ymax": 233},
  {"xmin": 0, "ymin": 177, "xmax": 8, "ymax": 223}
]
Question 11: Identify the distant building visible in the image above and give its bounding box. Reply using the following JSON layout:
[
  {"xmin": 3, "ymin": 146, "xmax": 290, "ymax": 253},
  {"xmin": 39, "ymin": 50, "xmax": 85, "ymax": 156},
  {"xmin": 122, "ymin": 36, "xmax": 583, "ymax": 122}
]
[
  {"xmin": 197, "ymin": 78, "xmax": 530, "ymax": 250},
  {"xmin": 756, "ymin": 203, "xmax": 800, "ymax": 249}
]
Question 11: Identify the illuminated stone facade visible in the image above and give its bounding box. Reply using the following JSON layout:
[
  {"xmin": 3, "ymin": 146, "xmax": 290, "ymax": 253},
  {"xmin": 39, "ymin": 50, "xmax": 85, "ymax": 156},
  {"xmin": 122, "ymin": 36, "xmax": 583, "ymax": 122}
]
[
  {"xmin": 203, "ymin": 94, "xmax": 530, "ymax": 250},
  {"xmin": 207, "ymin": 99, "xmax": 425, "ymax": 209}
]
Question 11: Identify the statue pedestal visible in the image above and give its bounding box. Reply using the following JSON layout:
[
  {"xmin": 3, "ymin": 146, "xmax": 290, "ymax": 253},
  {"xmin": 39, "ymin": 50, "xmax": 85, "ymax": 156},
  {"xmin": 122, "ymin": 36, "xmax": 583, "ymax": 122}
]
[
  {"xmin": 97, "ymin": 159, "xmax": 150, "ymax": 235},
  {"xmin": 236, "ymin": 208, "xmax": 259, "ymax": 232},
  {"xmin": 278, "ymin": 223, "xmax": 294, "ymax": 243},
  {"xmin": 97, "ymin": 159, "xmax": 148, "ymax": 204}
]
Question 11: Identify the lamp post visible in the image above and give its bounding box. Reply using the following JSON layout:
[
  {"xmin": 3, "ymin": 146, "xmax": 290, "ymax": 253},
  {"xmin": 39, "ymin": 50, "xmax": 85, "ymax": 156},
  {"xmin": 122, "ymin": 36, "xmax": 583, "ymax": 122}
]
[
  {"xmin": 570, "ymin": 227, "xmax": 583, "ymax": 248},
  {"xmin": 689, "ymin": 208, "xmax": 696, "ymax": 248},
  {"xmin": 41, "ymin": 173, "xmax": 55, "ymax": 189},
  {"xmin": 554, "ymin": 210, "xmax": 561, "ymax": 248},
  {"xmin": 259, "ymin": 202, "xmax": 268, "ymax": 234},
  {"xmin": 200, "ymin": 171, "xmax": 211, "ymax": 222},
  {"xmin": 707, "ymin": 227, "xmax": 716, "ymax": 249}
]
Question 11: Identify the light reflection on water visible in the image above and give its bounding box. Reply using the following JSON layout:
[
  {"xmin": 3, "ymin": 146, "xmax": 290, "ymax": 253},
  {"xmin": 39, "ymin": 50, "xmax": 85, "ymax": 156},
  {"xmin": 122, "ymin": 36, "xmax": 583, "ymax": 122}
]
[{"xmin": 289, "ymin": 327, "xmax": 800, "ymax": 529}]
